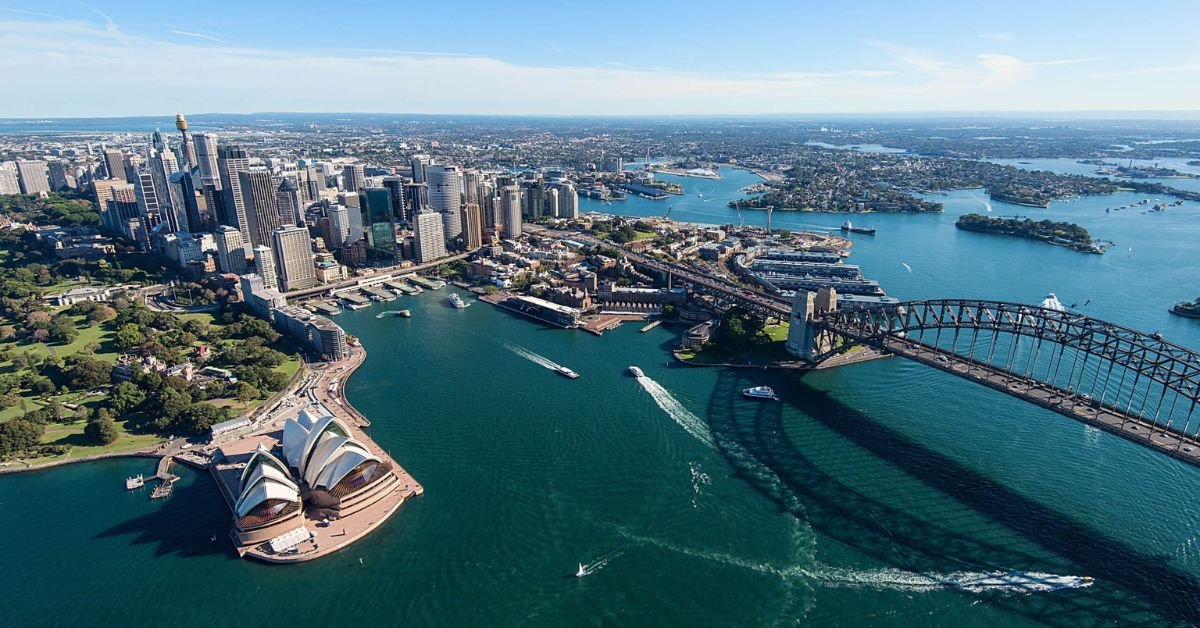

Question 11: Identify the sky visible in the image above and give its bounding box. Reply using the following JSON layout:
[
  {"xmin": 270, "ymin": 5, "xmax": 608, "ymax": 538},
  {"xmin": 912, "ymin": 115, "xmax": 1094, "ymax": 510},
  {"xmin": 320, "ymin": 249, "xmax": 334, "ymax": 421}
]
[{"xmin": 2, "ymin": 0, "xmax": 1199, "ymax": 117}]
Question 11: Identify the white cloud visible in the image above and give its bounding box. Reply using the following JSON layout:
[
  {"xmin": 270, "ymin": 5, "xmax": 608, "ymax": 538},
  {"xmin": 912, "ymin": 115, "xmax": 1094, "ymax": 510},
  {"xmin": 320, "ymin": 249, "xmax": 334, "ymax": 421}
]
[
  {"xmin": 170, "ymin": 29, "xmax": 227, "ymax": 44},
  {"xmin": 0, "ymin": 18, "xmax": 1191, "ymax": 116}
]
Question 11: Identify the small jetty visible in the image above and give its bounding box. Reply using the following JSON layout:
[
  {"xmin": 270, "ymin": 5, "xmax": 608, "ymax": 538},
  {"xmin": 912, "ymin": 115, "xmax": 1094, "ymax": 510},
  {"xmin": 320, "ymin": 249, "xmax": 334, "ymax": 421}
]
[
  {"xmin": 363, "ymin": 287, "xmax": 396, "ymax": 302},
  {"xmin": 150, "ymin": 456, "xmax": 180, "ymax": 500},
  {"xmin": 407, "ymin": 275, "xmax": 445, "ymax": 291},
  {"xmin": 640, "ymin": 320, "xmax": 662, "ymax": 333},
  {"xmin": 125, "ymin": 474, "xmax": 145, "ymax": 490}
]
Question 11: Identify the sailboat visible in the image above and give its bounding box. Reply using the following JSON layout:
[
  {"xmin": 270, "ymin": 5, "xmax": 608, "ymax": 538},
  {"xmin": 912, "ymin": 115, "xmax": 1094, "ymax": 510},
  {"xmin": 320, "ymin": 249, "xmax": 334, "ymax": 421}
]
[{"xmin": 576, "ymin": 563, "xmax": 587, "ymax": 578}]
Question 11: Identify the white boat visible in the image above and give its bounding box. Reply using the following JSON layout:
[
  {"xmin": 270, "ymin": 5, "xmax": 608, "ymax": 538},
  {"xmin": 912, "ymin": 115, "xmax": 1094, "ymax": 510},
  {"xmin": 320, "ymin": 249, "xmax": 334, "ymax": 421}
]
[
  {"xmin": 448, "ymin": 293, "xmax": 468, "ymax": 309},
  {"xmin": 742, "ymin": 386, "xmax": 778, "ymax": 400},
  {"xmin": 555, "ymin": 366, "xmax": 580, "ymax": 379},
  {"xmin": 628, "ymin": 365, "xmax": 644, "ymax": 378},
  {"xmin": 576, "ymin": 563, "xmax": 587, "ymax": 577}
]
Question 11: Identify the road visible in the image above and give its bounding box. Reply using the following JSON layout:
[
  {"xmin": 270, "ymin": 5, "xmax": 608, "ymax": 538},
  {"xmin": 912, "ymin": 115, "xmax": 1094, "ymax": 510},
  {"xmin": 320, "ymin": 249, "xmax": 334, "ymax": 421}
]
[{"xmin": 282, "ymin": 252, "xmax": 472, "ymax": 300}]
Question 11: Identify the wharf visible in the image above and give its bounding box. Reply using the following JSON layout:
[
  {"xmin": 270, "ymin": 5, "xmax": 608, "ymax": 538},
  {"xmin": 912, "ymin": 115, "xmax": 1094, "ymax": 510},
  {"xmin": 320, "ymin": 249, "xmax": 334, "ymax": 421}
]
[{"xmin": 640, "ymin": 320, "xmax": 662, "ymax": 333}]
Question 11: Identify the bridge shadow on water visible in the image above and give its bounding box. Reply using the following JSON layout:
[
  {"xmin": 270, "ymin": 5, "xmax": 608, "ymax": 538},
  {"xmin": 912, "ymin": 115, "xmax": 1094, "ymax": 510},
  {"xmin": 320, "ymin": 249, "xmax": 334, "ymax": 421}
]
[
  {"xmin": 93, "ymin": 473, "xmax": 235, "ymax": 561},
  {"xmin": 705, "ymin": 368, "xmax": 1200, "ymax": 625}
]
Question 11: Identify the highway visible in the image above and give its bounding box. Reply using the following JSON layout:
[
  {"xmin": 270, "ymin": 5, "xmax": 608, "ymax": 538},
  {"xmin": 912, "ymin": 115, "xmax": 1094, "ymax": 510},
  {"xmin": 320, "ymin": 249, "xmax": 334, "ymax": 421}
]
[
  {"xmin": 533, "ymin": 226, "xmax": 792, "ymax": 317},
  {"xmin": 283, "ymin": 252, "xmax": 471, "ymax": 300}
]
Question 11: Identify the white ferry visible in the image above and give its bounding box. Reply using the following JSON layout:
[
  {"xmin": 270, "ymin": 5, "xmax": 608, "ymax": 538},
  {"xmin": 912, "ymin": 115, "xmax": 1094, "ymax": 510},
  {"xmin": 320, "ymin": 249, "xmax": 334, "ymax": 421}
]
[
  {"xmin": 628, "ymin": 365, "xmax": 644, "ymax": 378},
  {"xmin": 742, "ymin": 386, "xmax": 778, "ymax": 401},
  {"xmin": 555, "ymin": 366, "xmax": 580, "ymax": 379},
  {"xmin": 448, "ymin": 293, "xmax": 468, "ymax": 309}
]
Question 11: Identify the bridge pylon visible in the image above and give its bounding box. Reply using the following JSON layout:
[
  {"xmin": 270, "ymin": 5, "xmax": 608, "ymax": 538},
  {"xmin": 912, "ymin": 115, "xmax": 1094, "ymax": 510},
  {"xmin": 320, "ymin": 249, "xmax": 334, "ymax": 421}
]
[{"xmin": 786, "ymin": 287, "xmax": 839, "ymax": 363}]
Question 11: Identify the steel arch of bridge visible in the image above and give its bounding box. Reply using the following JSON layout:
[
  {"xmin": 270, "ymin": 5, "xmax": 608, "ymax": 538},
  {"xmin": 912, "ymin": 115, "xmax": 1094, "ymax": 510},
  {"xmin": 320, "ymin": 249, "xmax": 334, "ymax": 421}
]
[{"xmin": 812, "ymin": 299, "xmax": 1200, "ymax": 467}]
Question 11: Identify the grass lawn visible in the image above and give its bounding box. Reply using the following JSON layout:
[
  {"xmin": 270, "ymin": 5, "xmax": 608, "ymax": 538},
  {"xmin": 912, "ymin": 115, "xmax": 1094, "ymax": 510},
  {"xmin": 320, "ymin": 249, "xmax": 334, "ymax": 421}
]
[
  {"xmin": 20, "ymin": 418, "xmax": 163, "ymax": 465},
  {"xmin": 633, "ymin": 230, "xmax": 658, "ymax": 241}
]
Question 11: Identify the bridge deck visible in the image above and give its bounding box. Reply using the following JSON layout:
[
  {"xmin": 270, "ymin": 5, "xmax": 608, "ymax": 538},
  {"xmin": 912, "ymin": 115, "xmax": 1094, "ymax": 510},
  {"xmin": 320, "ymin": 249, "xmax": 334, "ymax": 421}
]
[{"xmin": 884, "ymin": 338, "xmax": 1200, "ymax": 468}]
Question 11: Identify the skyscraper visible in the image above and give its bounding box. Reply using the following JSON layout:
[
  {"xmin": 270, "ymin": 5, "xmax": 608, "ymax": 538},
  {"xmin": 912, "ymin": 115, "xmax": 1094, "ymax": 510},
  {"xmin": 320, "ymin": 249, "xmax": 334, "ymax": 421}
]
[
  {"xmin": 48, "ymin": 161, "xmax": 75, "ymax": 191},
  {"xmin": 239, "ymin": 169, "xmax": 283, "ymax": 248},
  {"xmin": 342, "ymin": 164, "xmax": 366, "ymax": 192},
  {"xmin": 327, "ymin": 204, "xmax": 349, "ymax": 249},
  {"xmin": 131, "ymin": 165, "xmax": 163, "ymax": 229},
  {"xmin": 102, "ymin": 150, "xmax": 127, "ymax": 182},
  {"xmin": 521, "ymin": 180, "xmax": 544, "ymax": 220},
  {"xmin": 501, "ymin": 184, "xmax": 522, "ymax": 238},
  {"xmin": 253, "ymin": 245, "xmax": 278, "ymax": 290},
  {"xmin": 0, "ymin": 162, "xmax": 20, "ymax": 195},
  {"xmin": 381, "ymin": 176, "xmax": 406, "ymax": 223},
  {"xmin": 413, "ymin": 211, "xmax": 447, "ymax": 263},
  {"xmin": 544, "ymin": 187, "xmax": 559, "ymax": 219},
  {"xmin": 175, "ymin": 114, "xmax": 197, "ymax": 168},
  {"xmin": 271, "ymin": 225, "xmax": 317, "ymax": 291},
  {"xmin": 410, "ymin": 155, "xmax": 430, "ymax": 183},
  {"xmin": 403, "ymin": 182, "xmax": 429, "ymax": 215},
  {"xmin": 275, "ymin": 178, "xmax": 302, "ymax": 226},
  {"xmin": 359, "ymin": 187, "xmax": 397, "ymax": 263},
  {"xmin": 92, "ymin": 178, "xmax": 121, "ymax": 216},
  {"xmin": 217, "ymin": 144, "xmax": 251, "ymax": 247},
  {"xmin": 427, "ymin": 164, "xmax": 463, "ymax": 244},
  {"xmin": 193, "ymin": 133, "xmax": 221, "ymax": 189},
  {"xmin": 461, "ymin": 203, "xmax": 483, "ymax": 250},
  {"xmin": 214, "ymin": 225, "xmax": 247, "ymax": 275},
  {"xmin": 16, "ymin": 160, "xmax": 50, "ymax": 195},
  {"xmin": 555, "ymin": 183, "xmax": 578, "ymax": 219}
]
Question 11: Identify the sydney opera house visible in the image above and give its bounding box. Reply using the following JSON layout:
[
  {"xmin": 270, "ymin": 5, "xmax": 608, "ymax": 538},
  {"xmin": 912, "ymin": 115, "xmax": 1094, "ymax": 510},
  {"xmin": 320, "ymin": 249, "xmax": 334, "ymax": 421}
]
[{"xmin": 213, "ymin": 404, "xmax": 409, "ymax": 558}]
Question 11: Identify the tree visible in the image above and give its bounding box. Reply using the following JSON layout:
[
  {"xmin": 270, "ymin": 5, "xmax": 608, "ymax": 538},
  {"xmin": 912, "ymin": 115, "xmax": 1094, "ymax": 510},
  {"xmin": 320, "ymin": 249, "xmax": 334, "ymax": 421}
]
[
  {"xmin": 68, "ymin": 358, "xmax": 112, "ymax": 389},
  {"xmin": 236, "ymin": 381, "xmax": 260, "ymax": 408},
  {"xmin": 28, "ymin": 375, "xmax": 55, "ymax": 396},
  {"xmin": 87, "ymin": 305, "xmax": 116, "ymax": 324},
  {"xmin": 108, "ymin": 381, "xmax": 146, "ymax": 415},
  {"xmin": 113, "ymin": 323, "xmax": 146, "ymax": 351},
  {"xmin": 0, "ymin": 419, "xmax": 44, "ymax": 458},
  {"xmin": 84, "ymin": 415, "xmax": 119, "ymax": 445}
]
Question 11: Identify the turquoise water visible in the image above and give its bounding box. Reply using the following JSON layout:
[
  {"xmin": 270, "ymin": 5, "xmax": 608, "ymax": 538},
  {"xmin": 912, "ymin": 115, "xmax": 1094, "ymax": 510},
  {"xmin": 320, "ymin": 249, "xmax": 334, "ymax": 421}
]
[{"xmin": 4, "ymin": 167, "xmax": 1200, "ymax": 625}]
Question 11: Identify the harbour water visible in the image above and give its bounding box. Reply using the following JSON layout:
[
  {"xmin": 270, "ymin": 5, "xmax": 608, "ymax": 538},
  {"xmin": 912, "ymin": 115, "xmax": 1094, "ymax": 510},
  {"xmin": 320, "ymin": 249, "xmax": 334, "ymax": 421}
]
[{"xmin": 4, "ymin": 167, "xmax": 1200, "ymax": 625}]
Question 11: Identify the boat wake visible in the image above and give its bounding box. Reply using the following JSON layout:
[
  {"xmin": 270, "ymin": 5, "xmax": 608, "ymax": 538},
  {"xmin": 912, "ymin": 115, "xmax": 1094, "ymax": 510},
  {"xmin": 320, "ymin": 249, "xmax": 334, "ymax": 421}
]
[
  {"xmin": 615, "ymin": 527, "xmax": 1091, "ymax": 596},
  {"xmin": 688, "ymin": 461, "xmax": 711, "ymax": 509},
  {"xmin": 505, "ymin": 343, "xmax": 565, "ymax": 372},
  {"xmin": 635, "ymin": 375, "xmax": 716, "ymax": 449},
  {"xmin": 901, "ymin": 262, "xmax": 913, "ymax": 273},
  {"xmin": 575, "ymin": 550, "xmax": 620, "ymax": 578},
  {"xmin": 805, "ymin": 567, "xmax": 1093, "ymax": 595}
]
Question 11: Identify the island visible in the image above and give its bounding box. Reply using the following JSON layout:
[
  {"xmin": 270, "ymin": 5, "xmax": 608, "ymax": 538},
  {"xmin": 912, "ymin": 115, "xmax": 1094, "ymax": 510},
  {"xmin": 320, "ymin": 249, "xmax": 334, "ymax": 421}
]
[{"xmin": 955, "ymin": 213, "xmax": 1101, "ymax": 254}]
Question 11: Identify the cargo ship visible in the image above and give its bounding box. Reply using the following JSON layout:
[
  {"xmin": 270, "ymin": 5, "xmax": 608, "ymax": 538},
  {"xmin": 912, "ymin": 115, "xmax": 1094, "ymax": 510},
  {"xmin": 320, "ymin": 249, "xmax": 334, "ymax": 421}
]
[{"xmin": 840, "ymin": 220, "xmax": 877, "ymax": 236}]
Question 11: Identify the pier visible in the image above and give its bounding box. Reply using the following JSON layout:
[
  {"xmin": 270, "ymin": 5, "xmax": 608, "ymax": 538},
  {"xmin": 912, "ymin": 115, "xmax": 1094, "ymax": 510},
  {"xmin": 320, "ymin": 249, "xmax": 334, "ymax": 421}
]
[{"xmin": 150, "ymin": 456, "xmax": 179, "ymax": 499}]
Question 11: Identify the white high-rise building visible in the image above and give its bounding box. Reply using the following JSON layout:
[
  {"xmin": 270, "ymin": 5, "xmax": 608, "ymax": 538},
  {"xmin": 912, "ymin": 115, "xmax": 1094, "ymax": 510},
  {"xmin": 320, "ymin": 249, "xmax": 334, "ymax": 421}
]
[
  {"xmin": 413, "ymin": 211, "xmax": 447, "ymax": 263},
  {"xmin": 16, "ymin": 160, "xmax": 50, "ymax": 194},
  {"xmin": 215, "ymin": 225, "xmax": 247, "ymax": 275},
  {"xmin": 427, "ymin": 164, "xmax": 463, "ymax": 244},
  {"xmin": 556, "ymin": 183, "xmax": 578, "ymax": 219},
  {"xmin": 327, "ymin": 204, "xmax": 349, "ymax": 248},
  {"xmin": 253, "ymin": 244, "xmax": 278, "ymax": 290},
  {"xmin": 0, "ymin": 162, "xmax": 21, "ymax": 195},
  {"xmin": 193, "ymin": 133, "xmax": 221, "ymax": 188},
  {"xmin": 271, "ymin": 225, "xmax": 317, "ymax": 291},
  {"xmin": 501, "ymin": 184, "xmax": 522, "ymax": 238}
]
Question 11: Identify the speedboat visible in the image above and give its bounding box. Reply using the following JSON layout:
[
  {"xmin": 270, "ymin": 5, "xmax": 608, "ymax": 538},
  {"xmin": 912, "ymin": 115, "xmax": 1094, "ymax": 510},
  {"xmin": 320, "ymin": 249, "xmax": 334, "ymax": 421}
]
[
  {"xmin": 742, "ymin": 386, "xmax": 778, "ymax": 401},
  {"xmin": 555, "ymin": 366, "xmax": 580, "ymax": 379},
  {"xmin": 576, "ymin": 563, "xmax": 587, "ymax": 578},
  {"xmin": 628, "ymin": 365, "xmax": 644, "ymax": 378}
]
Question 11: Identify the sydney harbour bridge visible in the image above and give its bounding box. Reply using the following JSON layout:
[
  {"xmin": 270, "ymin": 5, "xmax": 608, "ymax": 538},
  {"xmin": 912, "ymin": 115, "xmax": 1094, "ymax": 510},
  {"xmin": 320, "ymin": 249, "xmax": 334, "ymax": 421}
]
[{"xmin": 632, "ymin": 254, "xmax": 1200, "ymax": 467}]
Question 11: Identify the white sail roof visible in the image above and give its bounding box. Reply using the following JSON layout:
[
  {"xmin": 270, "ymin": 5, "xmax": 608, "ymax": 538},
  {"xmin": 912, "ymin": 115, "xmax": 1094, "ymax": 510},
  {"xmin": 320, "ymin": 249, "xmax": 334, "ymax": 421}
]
[
  {"xmin": 282, "ymin": 420, "xmax": 312, "ymax": 469},
  {"xmin": 313, "ymin": 445, "xmax": 380, "ymax": 491},
  {"xmin": 234, "ymin": 479, "xmax": 300, "ymax": 519}
]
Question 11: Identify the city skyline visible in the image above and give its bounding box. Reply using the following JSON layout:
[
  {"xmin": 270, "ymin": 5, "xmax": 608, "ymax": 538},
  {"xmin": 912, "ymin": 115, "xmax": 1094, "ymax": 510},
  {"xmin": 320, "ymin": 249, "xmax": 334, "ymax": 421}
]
[{"xmin": 2, "ymin": 1, "xmax": 1200, "ymax": 117}]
